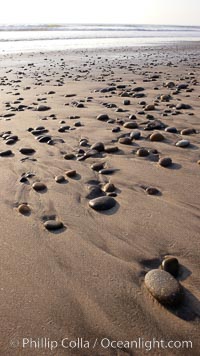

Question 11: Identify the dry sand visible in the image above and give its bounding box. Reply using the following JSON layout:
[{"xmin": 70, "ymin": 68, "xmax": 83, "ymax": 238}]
[{"xmin": 0, "ymin": 43, "xmax": 200, "ymax": 355}]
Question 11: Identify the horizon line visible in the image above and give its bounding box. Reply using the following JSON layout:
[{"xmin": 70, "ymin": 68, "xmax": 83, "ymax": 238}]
[{"xmin": 0, "ymin": 22, "xmax": 200, "ymax": 28}]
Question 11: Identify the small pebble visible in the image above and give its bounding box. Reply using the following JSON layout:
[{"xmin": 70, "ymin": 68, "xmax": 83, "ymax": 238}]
[
  {"xmin": 44, "ymin": 220, "xmax": 64, "ymax": 231},
  {"xmin": 102, "ymin": 182, "xmax": 116, "ymax": 192},
  {"xmin": 176, "ymin": 139, "xmax": 190, "ymax": 148},
  {"xmin": 146, "ymin": 187, "xmax": 159, "ymax": 195},
  {"xmin": 18, "ymin": 204, "xmax": 31, "ymax": 215},
  {"xmin": 158, "ymin": 157, "xmax": 172, "ymax": 167},
  {"xmin": 136, "ymin": 148, "xmax": 149, "ymax": 157},
  {"xmin": 55, "ymin": 175, "xmax": 66, "ymax": 183},
  {"xmin": 66, "ymin": 170, "xmax": 77, "ymax": 178},
  {"xmin": 150, "ymin": 132, "xmax": 165, "ymax": 142},
  {"xmin": 161, "ymin": 257, "xmax": 179, "ymax": 277},
  {"xmin": 118, "ymin": 137, "xmax": 132, "ymax": 145},
  {"xmin": 32, "ymin": 182, "xmax": 47, "ymax": 191}
]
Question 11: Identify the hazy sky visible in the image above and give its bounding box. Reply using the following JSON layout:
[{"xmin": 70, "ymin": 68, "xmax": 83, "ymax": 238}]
[{"xmin": 1, "ymin": 0, "xmax": 199, "ymax": 26}]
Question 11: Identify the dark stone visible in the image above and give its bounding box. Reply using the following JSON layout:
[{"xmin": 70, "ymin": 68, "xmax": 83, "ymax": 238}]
[
  {"xmin": 104, "ymin": 146, "xmax": 119, "ymax": 153},
  {"xmin": 90, "ymin": 162, "xmax": 105, "ymax": 171},
  {"xmin": 123, "ymin": 122, "xmax": 138, "ymax": 129},
  {"xmin": 130, "ymin": 131, "xmax": 141, "ymax": 140},
  {"xmin": 19, "ymin": 148, "xmax": 36, "ymax": 155},
  {"xmin": 165, "ymin": 127, "xmax": 178, "ymax": 133},
  {"xmin": 91, "ymin": 142, "xmax": 105, "ymax": 152},
  {"xmin": 65, "ymin": 170, "xmax": 77, "ymax": 178},
  {"xmin": 181, "ymin": 128, "xmax": 196, "ymax": 135},
  {"xmin": 0, "ymin": 150, "xmax": 13, "ymax": 157},
  {"xmin": 32, "ymin": 182, "xmax": 47, "ymax": 191},
  {"xmin": 102, "ymin": 183, "xmax": 116, "ymax": 192},
  {"xmin": 37, "ymin": 135, "xmax": 52, "ymax": 143},
  {"xmin": 97, "ymin": 114, "xmax": 109, "ymax": 121},
  {"xmin": 161, "ymin": 257, "xmax": 179, "ymax": 277},
  {"xmin": 44, "ymin": 220, "xmax": 64, "ymax": 231},
  {"xmin": 89, "ymin": 196, "xmax": 116, "ymax": 211},
  {"xmin": 146, "ymin": 187, "xmax": 160, "ymax": 195},
  {"xmin": 64, "ymin": 153, "xmax": 75, "ymax": 160},
  {"xmin": 136, "ymin": 148, "xmax": 149, "ymax": 157},
  {"xmin": 150, "ymin": 132, "xmax": 165, "ymax": 142},
  {"xmin": 99, "ymin": 168, "xmax": 115, "ymax": 175},
  {"xmin": 159, "ymin": 157, "xmax": 172, "ymax": 167},
  {"xmin": 119, "ymin": 137, "xmax": 132, "ymax": 145},
  {"xmin": 37, "ymin": 105, "xmax": 51, "ymax": 111},
  {"xmin": 55, "ymin": 175, "xmax": 66, "ymax": 183}
]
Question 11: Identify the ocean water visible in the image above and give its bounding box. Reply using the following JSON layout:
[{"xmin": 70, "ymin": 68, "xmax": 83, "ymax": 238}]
[{"xmin": 0, "ymin": 24, "xmax": 200, "ymax": 53}]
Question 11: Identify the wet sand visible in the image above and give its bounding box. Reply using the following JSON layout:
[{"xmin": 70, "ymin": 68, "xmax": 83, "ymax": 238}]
[{"xmin": 0, "ymin": 43, "xmax": 200, "ymax": 355}]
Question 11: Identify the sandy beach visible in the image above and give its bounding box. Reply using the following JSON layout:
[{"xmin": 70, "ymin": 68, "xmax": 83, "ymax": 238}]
[{"xmin": 0, "ymin": 42, "xmax": 200, "ymax": 355}]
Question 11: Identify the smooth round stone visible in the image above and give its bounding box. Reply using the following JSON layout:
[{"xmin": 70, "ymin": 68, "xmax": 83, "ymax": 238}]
[
  {"xmin": 32, "ymin": 182, "xmax": 47, "ymax": 191},
  {"xmin": 55, "ymin": 175, "xmax": 66, "ymax": 183},
  {"xmin": 181, "ymin": 128, "xmax": 195, "ymax": 135},
  {"xmin": 104, "ymin": 146, "xmax": 119, "ymax": 153},
  {"xmin": 129, "ymin": 114, "xmax": 137, "ymax": 120},
  {"xmin": 146, "ymin": 187, "xmax": 159, "ymax": 195},
  {"xmin": 159, "ymin": 157, "xmax": 172, "ymax": 167},
  {"xmin": 161, "ymin": 94, "xmax": 171, "ymax": 102},
  {"xmin": 150, "ymin": 132, "xmax": 165, "ymax": 142},
  {"xmin": 165, "ymin": 127, "xmax": 178, "ymax": 133},
  {"xmin": 176, "ymin": 103, "xmax": 191, "ymax": 110},
  {"xmin": 90, "ymin": 162, "xmax": 105, "ymax": 171},
  {"xmin": 5, "ymin": 139, "xmax": 16, "ymax": 145},
  {"xmin": 19, "ymin": 148, "xmax": 36, "ymax": 155},
  {"xmin": 176, "ymin": 139, "xmax": 190, "ymax": 148},
  {"xmin": 0, "ymin": 150, "xmax": 13, "ymax": 157},
  {"xmin": 66, "ymin": 170, "xmax": 76, "ymax": 178},
  {"xmin": 5, "ymin": 135, "xmax": 18, "ymax": 141},
  {"xmin": 136, "ymin": 148, "xmax": 149, "ymax": 157},
  {"xmin": 99, "ymin": 168, "xmax": 115, "ymax": 175},
  {"xmin": 130, "ymin": 131, "xmax": 141, "ymax": 140},
  {"xmin": 37, "ymin": 105, "xmax": 51, "ymax": 111},
  {"xmin": 177, "ymin": 83, "xmax": 188, "ymax": 90},
  {"xmin": 145, "ymin": 104, "xmax": 155, "ymax": 111},
  {"xmin": 123, "ymin": 122, "xmax": 138, "ymax": 129},
  {"xmin": 161, "ymin": 257, "xmax": 179, "ymax": 277},
  {"xmin": 64, "ymin": 153, "xmax": 75, "ymax": 160},
  {"xmin": 144, "ymin": 269, "xmax": 182, "ymax": 305},
  {"xmin": 165, "ymin": 81, "xmax": 175, "ymax": 88},
  {"xmin": 74, "ymin": 121, "xmax": 82, "ymax": 127},
  {"xmin": 32, "ymin": 129, "xmax": 48, "ymax": 136},
  {"xmin": 18, "ymin": 204, "xmax": 31, "ymax": 215},
  {"xmin": 89, "ymin": 196, "xmax": 116, "ymax": 211},
  {"xmin": 79, "ymin": 139, "xmax": 88, "ymax": 146},
  {"xmin": 58, "ymin": 125, "xmax": 70, "ymax": 132},
  {"xmin": 44, "ymin": 220, "xmax": 64, "ymax": 231},
  {"xmin": 112, "ymin": 126, "xmax": 120, "ymax": 133},
  {"xmin": 37, "ymin": 135, "xmax": 51, "ymax": 143},
  {"xmin": 97, "ymin": 114, "xmax": 109, "ymax": 121},
  {"xmin": 102, "ymin": 182, "xmax": 116, "ymax": 192},
  {"xmin": 119, "ymin": 137, "xmax": 132, "ymax": 145},
  {"xmin": 123, "ymin": 99, "xmax": 130, "ymax": 105},
  {"xmin": 91, "ymin": 142, "xmax": 105, "ymax": 152}
]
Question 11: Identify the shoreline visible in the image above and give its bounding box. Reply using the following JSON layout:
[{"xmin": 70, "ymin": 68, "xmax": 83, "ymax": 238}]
[{"xmin": 1, "ymin": 38, "xmax": 200, "ymax": 55}]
